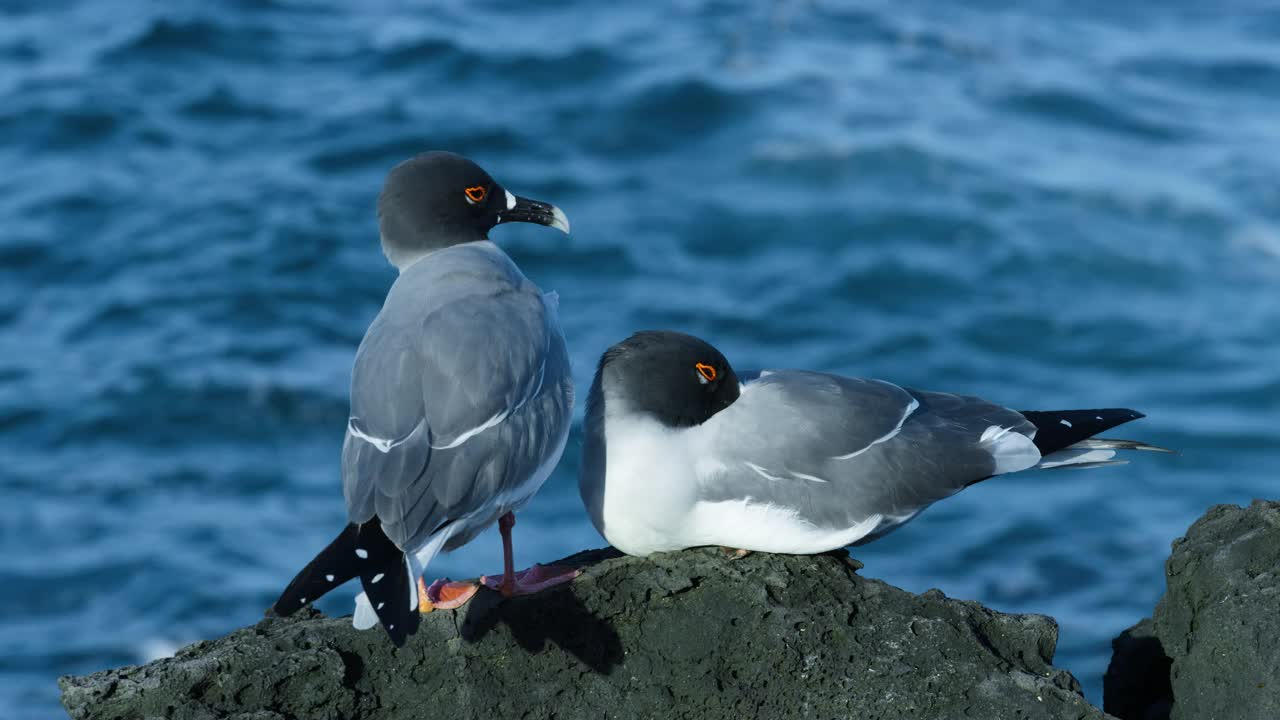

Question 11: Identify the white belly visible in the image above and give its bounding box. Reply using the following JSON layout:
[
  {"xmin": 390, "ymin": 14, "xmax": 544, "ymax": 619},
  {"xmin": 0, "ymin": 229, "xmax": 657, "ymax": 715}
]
[
  {"xmin": 594, "ymin": 412, "xmax": 892, "ymax": 556},
  {"xmin": 684, "ymin": 499, "xmax": 886, "ymax": 554}
]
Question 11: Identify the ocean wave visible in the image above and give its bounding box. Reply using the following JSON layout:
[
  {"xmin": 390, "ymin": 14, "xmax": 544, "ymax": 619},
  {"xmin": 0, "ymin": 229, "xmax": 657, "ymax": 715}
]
[
  {"xmin": 1118, "ymin": 54, "xmax": 1280, "ymax": 95},
  {"xmin": 306, "ymin": 127, "xmax": 529, "ymax": 174},
  {"xmin": 179, "ymin": 84, "xmax": 292, "ymax": 122},
  {"xmin": 581, "ymin": 75, "xmax": 755, "ymax": 156},
  {"xmin": 102, "ymin": 16, "xmax": 279, "ymax": 64},
  {"xmin": 996, "ymin": 85, "xmax": 1191, "ymax": 142}
]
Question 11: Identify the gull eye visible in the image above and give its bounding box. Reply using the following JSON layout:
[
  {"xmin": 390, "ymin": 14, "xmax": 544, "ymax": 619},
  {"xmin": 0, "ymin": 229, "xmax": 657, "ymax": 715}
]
[
  {"xmin": 695, "ymin": 363, "xmax": 717, "ymax": 384},
  {"xmin": 464, "ymin": 185, "xmax": 487, "ymax": 205}
]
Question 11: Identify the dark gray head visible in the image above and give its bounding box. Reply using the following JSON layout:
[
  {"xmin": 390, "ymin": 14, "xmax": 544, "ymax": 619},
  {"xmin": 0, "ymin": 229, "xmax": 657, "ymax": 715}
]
[
  {"xmin": 592, "ymin": 330, "xmax": 741, "ymax": 428},
  {"xmin": 377, "ymin": 151, "xmax": 570, "ymax": 270}
]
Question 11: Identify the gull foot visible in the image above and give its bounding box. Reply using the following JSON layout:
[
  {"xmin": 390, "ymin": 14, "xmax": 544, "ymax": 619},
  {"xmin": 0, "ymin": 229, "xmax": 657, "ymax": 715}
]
[
  {"xmin": 720, "ymin": 547, "xmax": 751, "ymax": 560},
  {"xmin": 480, "ymin": 564, "xmax": 581, "ymax": 597},
  {"xmin": 419, "ymin": 576, "xmax": 480, "ymax": 612}
]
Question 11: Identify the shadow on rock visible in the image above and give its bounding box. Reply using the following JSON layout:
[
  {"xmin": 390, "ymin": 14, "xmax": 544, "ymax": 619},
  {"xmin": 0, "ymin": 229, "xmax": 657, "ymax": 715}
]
[
  {"xmin": 459, "ymin": 547, "xmax": 625, "ymax": 674},
  {"xmin": 1104, "ymin": 617, "xmax": 1172, "ymax": 720}
]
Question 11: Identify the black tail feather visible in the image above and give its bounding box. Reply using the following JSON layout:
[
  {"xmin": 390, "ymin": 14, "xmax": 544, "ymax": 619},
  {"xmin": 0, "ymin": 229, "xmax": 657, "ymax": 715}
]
[
  {"xmin": 354, "ymin": 519, "xmax": 419, "ymax": 647},
  {"xmin": 272, "ymin": 517, "xmax": 419, "ymax": 647},
  {"xmin": 273, "ymin": 523, "xmax": 362, "ymax": 617},
  {"xmin": 1019, "ymin": 408, "xmax": 1145, "ymax": 455}
]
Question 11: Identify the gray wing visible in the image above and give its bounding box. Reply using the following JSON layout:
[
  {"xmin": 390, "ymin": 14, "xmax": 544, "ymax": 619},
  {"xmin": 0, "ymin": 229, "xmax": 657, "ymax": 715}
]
[
  {"xmin": 342, "ymin": 243, "xmax": 573, "ymax": 552},
  {"xmin": 697, "ymin": 370, "xmax": 1038, "ymax": 534}
]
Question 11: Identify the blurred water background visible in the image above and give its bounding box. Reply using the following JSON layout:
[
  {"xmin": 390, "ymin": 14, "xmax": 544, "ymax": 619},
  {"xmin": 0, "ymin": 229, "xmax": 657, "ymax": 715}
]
[{"xmin": 3, "ymin": 0, "xmax": 1279, "ymax": 716}]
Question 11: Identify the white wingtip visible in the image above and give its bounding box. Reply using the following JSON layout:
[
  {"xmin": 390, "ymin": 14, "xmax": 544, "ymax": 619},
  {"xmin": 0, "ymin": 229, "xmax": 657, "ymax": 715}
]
[
  {"xmin": 979, "ymin": 425, "xmax": 1041, "ymax": 475},
  {"xmin": 1037, "ymin": 448, "xmax": 1117, "ymax": 469}
]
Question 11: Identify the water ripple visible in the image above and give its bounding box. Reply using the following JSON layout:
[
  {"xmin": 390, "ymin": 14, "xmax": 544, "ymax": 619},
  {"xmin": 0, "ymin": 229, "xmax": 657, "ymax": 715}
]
[
  {"xmin": 1120, "ymin": 54, "xmax": 1280, "ymax": 95},
  {"xmin": 102, "ymin": 17, "xmax": 279, "ymax": 64},
  {"xmin": 998, "ymin": 85, "xmax": 1190, "ymax": 141}
]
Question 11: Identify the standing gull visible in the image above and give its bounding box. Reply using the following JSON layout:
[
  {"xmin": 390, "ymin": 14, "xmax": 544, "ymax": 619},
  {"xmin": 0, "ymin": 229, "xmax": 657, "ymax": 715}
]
[
  {"xmin": 580, "ymin": 331, "xmax": 1171, "ymax": 557},
  {"xmin": 273, "ymin": 152, "xmax": 576, "ymax": 646}
]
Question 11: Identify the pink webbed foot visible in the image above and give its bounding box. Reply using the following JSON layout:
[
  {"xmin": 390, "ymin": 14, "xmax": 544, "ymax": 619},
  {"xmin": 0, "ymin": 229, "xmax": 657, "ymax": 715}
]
[
  {"xmin": 476, "ymin": 512, "xmax": 581, "ymax": 598},
  {"xmin": 419, "ymin": 576, "xmax": 480, "ymax": 613},
  {"xmin": 480, "ymin": 564, "xmax": 581, "ymax": 597}
]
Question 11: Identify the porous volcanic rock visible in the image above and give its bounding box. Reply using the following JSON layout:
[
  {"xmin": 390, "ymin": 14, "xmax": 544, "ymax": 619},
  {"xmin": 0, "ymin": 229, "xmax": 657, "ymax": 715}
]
[
  {"xmin": 62, "ymin": 547, "xmax": 1109, "ymax": 719},
  {"xmin": 1105, "ymin": 500, "xmax": 1280, "ymax": 720}
]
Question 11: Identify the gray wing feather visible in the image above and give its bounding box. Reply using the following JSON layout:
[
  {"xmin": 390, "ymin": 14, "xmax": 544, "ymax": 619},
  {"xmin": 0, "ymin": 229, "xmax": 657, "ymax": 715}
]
[
  {"xmin": 342, "ymin": 243, "xmax": 573, "ymax": 551},
  {"xmin": 699, "ymin": 371, "xmax": 1036, "ymax": 532}
]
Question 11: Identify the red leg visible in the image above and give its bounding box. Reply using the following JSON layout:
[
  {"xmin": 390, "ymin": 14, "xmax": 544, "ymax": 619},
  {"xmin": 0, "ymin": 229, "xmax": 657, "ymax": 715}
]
[
  {"xmin": 499, "ymin": 512, "xmax": 517, "ymax": 597},
  {"xmin": 480, "ymin": 512, "xmax": 581, "ymax": 596},
  {"xmin": 418, "ymin": 512, "xmax": 577, "ymax": 612}
]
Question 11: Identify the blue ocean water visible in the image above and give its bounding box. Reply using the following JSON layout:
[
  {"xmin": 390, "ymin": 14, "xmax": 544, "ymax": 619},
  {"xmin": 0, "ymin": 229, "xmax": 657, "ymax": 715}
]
[{"xmin": 3, "ymin": 1, "xmax": 1279, "ymax": 716}]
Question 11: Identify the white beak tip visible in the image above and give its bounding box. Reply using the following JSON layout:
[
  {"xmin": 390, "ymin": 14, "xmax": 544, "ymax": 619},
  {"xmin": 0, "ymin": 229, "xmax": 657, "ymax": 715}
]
[{"xmin": 550, "ymin": 206, "xmax": 571, "ymax": 234}]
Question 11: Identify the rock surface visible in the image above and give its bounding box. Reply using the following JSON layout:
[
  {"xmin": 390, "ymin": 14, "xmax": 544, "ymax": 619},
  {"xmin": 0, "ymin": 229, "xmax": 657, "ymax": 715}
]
[
  {"xmin": 61, "ymin": 547, "xmax": 1109, "ymax": 719},
  {"xmin": 1105, "ymin": 500, "xmax": 1280, "ymax": 720}
]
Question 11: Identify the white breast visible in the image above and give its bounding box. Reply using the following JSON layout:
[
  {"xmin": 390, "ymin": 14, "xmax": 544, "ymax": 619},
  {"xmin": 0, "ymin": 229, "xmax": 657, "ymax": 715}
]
[
  {"xmin": 594, "ymin": 387, "xmax": 895, "ymax": 557},
  {"xmin": 596, "ymin": 413, "xmax": 701, "ymax": 556}
]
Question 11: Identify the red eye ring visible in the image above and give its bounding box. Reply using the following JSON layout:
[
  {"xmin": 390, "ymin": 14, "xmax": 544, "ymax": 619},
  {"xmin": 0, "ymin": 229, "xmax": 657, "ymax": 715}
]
[
  {"xmin": 465, "ymin": 185, "xmax": 487, "ymax": 203},
  {"xmin": 695, "ymin": 363, "xmax": 717, "ymax": 383}
]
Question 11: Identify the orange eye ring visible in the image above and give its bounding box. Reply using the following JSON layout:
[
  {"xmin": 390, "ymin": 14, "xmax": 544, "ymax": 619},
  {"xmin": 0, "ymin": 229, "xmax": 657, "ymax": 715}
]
[
  {"xmin": 695, "ymin": 363, "xmax": 717, "ymax": 383},
  {"xmin": 465, "ymin": 185, "xmax": 487, "ymax": 203}
]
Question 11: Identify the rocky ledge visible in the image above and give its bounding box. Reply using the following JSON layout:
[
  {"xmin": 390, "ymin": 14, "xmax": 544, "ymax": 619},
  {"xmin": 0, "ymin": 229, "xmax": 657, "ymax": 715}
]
[
  {"xmin": 61, "ymin": 547, "xmax": 1105, "ymax": 720},
  {"xmin": 1105, "ymin": 499, "xmax": 1280, "ymax": 720}
]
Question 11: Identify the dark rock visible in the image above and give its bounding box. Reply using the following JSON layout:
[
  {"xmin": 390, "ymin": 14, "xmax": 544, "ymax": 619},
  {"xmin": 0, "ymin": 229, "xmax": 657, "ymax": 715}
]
[
  {"xmin": 1105, "ymin": 500, "xmax": 1280, "ymax": 720},
  {"xmin": 62, "ymin": 547, "xmax": 1109, "ymax": 719}
]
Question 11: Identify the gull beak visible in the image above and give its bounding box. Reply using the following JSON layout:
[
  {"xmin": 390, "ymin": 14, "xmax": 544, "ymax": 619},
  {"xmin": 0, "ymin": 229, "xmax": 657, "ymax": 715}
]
[{"xmin": 497, "ymin": 190, "xmax": 570, "ymax": 234}]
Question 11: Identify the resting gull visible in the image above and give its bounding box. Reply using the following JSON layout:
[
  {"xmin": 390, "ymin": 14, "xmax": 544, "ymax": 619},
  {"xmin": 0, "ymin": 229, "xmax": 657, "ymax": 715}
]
[{"xmin": 579, "ymin": 330, "xmax": 1170, "ymax": 557}]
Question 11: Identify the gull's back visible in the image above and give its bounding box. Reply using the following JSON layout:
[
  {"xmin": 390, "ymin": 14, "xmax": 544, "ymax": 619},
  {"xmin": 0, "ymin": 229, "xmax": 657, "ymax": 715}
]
[{"xmin": 342, "ymin": 240, "xmax": 574, "ymax": 555}]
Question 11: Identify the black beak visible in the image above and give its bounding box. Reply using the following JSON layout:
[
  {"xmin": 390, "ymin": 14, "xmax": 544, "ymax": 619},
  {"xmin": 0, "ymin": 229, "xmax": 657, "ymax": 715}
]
[{"xmin": 497, "ymin": 192, "xmax": 570, "ymax": 234}]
